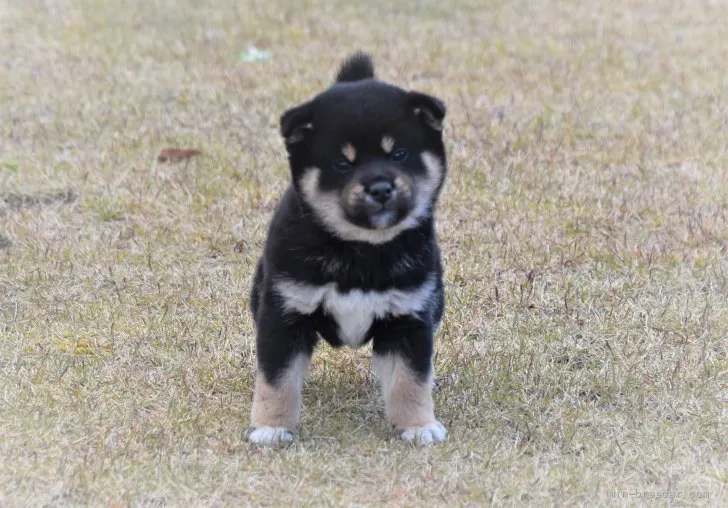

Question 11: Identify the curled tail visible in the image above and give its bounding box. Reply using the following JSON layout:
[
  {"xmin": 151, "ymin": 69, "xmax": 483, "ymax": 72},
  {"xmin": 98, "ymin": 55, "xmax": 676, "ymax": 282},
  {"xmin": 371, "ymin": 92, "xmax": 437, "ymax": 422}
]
[{"xmin": 335, "ymin": 51, "xmax": 375, "ymax": 83}]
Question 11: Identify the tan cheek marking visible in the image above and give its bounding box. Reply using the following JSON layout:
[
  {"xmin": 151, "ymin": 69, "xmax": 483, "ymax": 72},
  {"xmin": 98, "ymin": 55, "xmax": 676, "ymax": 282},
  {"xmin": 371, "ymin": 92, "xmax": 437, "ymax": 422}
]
[
  {"xmin": 346, "ymin": 183, "xmax": 365, "ymax": 208},
  {"xmin": 418, "ymin": 151, "xmax": 443, "ymax": 201},
  {"xmin": 381, "ymin": 136, "xmax": 395, "ymax": 154},
  {"xmin": 394, "ymin": 175, "xmax": 413, "ymax": 198},
  {"xmin": 300, "ymin": 168, "xmax": 341, "ymax": 222},
  {"xmin": 341, "ymin": 143, "xmax": 356, "ymax": 163},
  {"xmin": 372, "ymin": 354, "xmax": 436, "ymax": 429},
  {"xmin": 250, "ymin": 354, "xmax": 310, "ymax": 429}
]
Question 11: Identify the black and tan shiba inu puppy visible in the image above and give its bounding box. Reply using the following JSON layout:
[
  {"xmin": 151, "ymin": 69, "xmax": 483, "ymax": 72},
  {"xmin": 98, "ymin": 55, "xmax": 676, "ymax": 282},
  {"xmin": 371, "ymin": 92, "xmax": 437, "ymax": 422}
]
[{"xmin": 248, "ymin": 52, "xmax": 448, "ymax": 445}]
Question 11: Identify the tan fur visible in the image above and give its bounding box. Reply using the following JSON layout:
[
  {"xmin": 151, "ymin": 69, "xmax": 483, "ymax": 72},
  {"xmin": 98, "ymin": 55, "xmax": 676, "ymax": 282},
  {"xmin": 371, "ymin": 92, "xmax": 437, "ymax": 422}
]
[
  {"xmin": 393, "ymin": 174, "xmax": 413, "ymax": 198},
  {"xmin": 346, "ymin": 183, "xmax": 365, "ymax": 208},
  {"xmin": 298, "ymin": 155, "xmax": 441, "ymax": 244},
  {"xmin": 372, "ymin": 353, "xmax": 436, "ymax": 429},
  {"xmin": 341, "ymin": 143, "xmax": 356, "ymax": 162},
  {"xmin": 250, "ymin": 354, "xmax": 310, "ymax": 429},
  {"xmin": 381, "ymin": 136, "xmax": 395, "ymax": 153},
  {"xmin": 414, "ymin": 108, "xmax": 443, "ymax": 131},
  {"xmin": 285, "ymin": 123, "xmax": 312, "ymax": 145},
  {"xmin": 300, "ymin": 168, "xmax": 419, "ymax": 244}
]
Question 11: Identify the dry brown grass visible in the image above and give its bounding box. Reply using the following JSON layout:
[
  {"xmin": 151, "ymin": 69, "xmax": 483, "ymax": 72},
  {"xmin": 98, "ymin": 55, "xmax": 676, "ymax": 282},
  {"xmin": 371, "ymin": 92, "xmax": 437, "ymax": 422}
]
[{"xmin": 1, "ymin": 0, "xmax": 727, "ymax": 506}]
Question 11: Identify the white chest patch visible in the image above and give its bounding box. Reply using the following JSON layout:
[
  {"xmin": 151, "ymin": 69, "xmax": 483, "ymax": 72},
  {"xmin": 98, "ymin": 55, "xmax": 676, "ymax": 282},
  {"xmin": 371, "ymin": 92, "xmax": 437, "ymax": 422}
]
[{"xmin": 274, "ymin": 277, "xmax": 436, "ymax": 348}]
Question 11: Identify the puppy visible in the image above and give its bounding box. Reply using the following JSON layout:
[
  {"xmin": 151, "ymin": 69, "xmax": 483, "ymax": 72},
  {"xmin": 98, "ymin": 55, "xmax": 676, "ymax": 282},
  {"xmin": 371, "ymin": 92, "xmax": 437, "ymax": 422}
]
[{"xmin": 248, "ymin": 52, "xmax": 448, "ymax": 445}]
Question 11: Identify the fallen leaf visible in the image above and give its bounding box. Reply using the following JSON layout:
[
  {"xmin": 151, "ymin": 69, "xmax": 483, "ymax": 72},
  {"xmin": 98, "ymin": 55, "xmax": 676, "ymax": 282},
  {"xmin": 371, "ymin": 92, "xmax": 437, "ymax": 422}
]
[
  {"xmin": 157, "ymin": 147, "xmax": 201, "ymax": 163},
  {"xmin": 233, "ymin": 239, "xmax": 247, "ymax": 253}
]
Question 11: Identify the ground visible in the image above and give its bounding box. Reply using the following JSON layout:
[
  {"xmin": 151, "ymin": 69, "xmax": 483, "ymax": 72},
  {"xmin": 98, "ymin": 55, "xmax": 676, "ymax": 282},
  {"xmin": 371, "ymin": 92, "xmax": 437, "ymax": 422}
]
[{"xmin": 1, "ymin": 0, "xmax": 727, "ymax": 506}]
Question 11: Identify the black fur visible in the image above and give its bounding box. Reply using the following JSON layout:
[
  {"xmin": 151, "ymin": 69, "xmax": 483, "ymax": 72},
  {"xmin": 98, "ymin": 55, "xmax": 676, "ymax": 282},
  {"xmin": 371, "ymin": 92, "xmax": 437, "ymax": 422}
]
[
  {"xmin": 335, "ymin": 51, "xmax": 375, "ymax": 82},
  {"xmin": 251, "ymin": 52, "xmax": 447, "ymax": 387}
]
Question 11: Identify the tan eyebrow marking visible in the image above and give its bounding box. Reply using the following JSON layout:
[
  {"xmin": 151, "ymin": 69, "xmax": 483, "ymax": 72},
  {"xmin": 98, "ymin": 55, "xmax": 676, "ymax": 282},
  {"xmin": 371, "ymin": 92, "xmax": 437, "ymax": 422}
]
[
  {"xmin": 341, "ymin": 143, "xmax": 356, "ymax": 162},
  {"xmin": 381, "ymin": 136, "xmax": 395, "ymax": 154}
]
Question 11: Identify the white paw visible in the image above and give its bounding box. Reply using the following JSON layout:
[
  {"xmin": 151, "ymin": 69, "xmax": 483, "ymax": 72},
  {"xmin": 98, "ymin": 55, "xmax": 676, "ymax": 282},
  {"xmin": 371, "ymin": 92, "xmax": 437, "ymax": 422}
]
[
  {"xmin": 247, "ymin": 427, "xmax": 294, "ymax": 445},
  {"xmin": 400, "ymin": 421, "xmax": 448, "ymax": 445}
]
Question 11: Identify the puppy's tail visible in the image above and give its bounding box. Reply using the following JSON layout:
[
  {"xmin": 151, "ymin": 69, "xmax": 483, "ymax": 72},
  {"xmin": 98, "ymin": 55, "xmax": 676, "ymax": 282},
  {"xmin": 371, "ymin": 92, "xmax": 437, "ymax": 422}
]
[{"xmin": 335, "ymin": 51, "xmax": 375, "ymax": 83}]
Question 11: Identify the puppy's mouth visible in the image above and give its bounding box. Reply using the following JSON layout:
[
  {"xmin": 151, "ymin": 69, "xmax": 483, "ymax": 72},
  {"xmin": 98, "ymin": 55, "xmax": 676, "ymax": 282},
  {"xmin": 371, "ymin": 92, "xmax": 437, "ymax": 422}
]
[
  {"xmin": 358, "ymin": 206, "xmax": 409, "ymax": 230},
  {"xmin": 366, "ymin": 202, "xmax": 401, "ymax": 229}
]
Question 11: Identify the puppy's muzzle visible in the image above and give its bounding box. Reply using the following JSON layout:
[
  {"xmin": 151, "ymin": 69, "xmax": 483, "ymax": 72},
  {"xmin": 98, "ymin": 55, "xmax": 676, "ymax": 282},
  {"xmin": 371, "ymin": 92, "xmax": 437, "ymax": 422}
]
[
  {"xmin": 357, "ymin": 171, "xmax": 407, "ymax": 215},
  {"xmin": 341, "ymin": 166, "xmax": 414, "ymax": 230}
]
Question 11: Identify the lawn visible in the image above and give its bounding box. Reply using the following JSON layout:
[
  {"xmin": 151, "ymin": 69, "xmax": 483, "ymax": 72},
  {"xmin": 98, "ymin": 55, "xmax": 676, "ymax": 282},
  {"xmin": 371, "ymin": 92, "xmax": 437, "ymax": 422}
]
[{"xmin": 1, "ymin": 0, "xmax": 727, "ymax": 505}]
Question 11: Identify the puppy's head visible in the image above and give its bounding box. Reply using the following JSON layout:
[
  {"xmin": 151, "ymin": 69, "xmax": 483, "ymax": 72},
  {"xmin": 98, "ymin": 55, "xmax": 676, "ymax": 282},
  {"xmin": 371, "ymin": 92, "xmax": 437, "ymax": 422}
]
[{"xmin": 280, "ymin": 52, "xmax": 447, "ymax": 244}]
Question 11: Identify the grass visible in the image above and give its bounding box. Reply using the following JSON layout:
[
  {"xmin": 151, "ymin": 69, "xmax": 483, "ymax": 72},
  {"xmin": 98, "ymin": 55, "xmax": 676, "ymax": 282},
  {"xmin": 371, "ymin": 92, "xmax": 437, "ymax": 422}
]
[{"xmin": 1, "ymin": 0, "xmax": 727, "ymax": 505}]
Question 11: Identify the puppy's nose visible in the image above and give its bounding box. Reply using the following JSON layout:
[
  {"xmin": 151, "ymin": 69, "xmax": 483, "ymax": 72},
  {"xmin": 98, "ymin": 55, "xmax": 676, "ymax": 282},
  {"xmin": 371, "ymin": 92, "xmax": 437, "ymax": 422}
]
[{"xmin": 366, "ymin": 181, "xmax": 394, "ymax": 204}]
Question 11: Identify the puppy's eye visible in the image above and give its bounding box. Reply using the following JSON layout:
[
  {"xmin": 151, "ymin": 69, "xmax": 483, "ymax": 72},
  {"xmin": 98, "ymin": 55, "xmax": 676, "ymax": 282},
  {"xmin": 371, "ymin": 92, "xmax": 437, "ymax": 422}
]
[
  {"xmin": 334, "ymin": 158, "xmax": 352, "ymax": 172},
  {"xmin": 390, "ymin": 148, "xmax": 409, "ymax": 163}
]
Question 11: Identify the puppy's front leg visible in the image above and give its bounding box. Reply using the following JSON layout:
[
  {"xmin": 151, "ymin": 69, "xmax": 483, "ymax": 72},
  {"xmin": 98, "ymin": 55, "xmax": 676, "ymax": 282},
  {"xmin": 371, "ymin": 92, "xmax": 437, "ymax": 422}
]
[
  {"xmin": 248, "ymin": 305, "xmax": 316, "ymax": 445},
  {"xmin": 372, "ymin": 318, "xmax": 447, "ymax": 445}
]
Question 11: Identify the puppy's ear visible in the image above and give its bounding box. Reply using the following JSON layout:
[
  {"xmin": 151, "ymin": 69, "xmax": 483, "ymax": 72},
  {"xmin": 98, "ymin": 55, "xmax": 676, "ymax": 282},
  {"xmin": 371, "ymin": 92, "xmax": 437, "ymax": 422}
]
[
  {"xmin": 408, "ymin": 91, "xmax": 446, "ymax": 131},
  {"xmin": 280, "ymin": 101, "xmax": 314, "ymax": 145}
]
